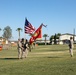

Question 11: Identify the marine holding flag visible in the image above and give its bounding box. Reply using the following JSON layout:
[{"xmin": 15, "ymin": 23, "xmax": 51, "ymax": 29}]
[{"xmin": 21, "ymin": 18, "xmax": 36, "ymax": 57}]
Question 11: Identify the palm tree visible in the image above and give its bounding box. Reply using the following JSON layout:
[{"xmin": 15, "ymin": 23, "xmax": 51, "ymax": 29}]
[
  {"xmin": 43, "ymin": 34, "xmax": 48, "ymax": 45},
  {"xmin": 16, "ymin": 28, "xmax": 22, "ymax": 39}
]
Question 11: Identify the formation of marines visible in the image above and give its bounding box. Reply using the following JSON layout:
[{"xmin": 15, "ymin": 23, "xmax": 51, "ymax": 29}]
[
  {"xmin": 17, "ymin": 38, "xmax": 31, "ymax": 59},
  {"xmin": 17, "ymin": 36, "xmax": 74, "ymax": 59}
]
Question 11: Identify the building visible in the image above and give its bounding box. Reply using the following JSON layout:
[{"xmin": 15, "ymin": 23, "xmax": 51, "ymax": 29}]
[
  {"xmin": 59, "ymin": 33, "xmax": 76, "ymax": 44},
  {"xmin": 0, "ymin": 37, "xmax": 9, "ymax": 45}
]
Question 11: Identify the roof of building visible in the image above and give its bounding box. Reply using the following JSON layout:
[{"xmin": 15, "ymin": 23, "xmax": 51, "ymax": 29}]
[{"xmin": 61, "ymin": 33, "xmax": 76, "ymax": 36}]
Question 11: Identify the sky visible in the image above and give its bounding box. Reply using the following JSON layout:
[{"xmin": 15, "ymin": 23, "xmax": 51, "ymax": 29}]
[{"xmin": 0, "ymin": 0, "xmax": 76, "ymax": 41}]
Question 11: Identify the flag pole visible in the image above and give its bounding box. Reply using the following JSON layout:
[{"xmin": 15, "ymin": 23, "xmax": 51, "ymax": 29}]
[
  {"xmin": 73, "ymin": 28, "xmax": 75, "ymax": 42},
  {"xmin": 24, "ymin": 18, "xmax": 26, "ymax": 42}
]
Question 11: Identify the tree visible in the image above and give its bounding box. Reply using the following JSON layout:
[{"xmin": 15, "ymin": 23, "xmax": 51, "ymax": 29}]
[
  {"xmin": 16, "ymin": 28, "xmax": 22, "ymax": 39},
  {"xmin": 43, "ymin": 34, "xmax": 48, "ymax": 45},
  {"xmin": 50, "ymin": 33, "xmax": 61, "ymax": 44},
  {"xmin": 3, "ymin": 26, "xmax": 12, "ymax": 40},
  {"xmin": 54, "ymin": 33, "xmax": 57, "ymax": 44},
  {"xmin": 56, "ymin": 33, "xmax": 61, "ymax": 39},
  {"xmin": 50, "ymin": 35, "xmax": 54, "ymax": 43}
]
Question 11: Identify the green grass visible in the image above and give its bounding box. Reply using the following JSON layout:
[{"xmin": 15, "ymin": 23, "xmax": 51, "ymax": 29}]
[{"xmin": 0, "ymin": 44, "xmax": 76, "ymax": 75}]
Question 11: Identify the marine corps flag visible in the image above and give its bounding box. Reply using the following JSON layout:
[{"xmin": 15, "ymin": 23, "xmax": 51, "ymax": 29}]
[{"xmin": 29, "ymin": 24, "xmax": 42, "ymax": 44}]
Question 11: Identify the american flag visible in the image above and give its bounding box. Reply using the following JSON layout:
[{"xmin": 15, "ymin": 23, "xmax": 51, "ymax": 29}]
[{"xmin": 24, "ymin": 19, "xmax": 36, "ymax": 34}]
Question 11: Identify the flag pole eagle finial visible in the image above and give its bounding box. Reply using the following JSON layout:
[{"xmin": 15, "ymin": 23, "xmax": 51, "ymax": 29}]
[{"xmin": 41, "ymin": 23, "xmax": 47, "ymax": 27}]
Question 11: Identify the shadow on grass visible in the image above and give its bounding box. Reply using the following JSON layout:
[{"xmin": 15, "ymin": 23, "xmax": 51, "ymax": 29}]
[
  {"xmin": 43, "ymin": 49, "xmax": 69, "ymax": 53},
  {"xmin": 0, "ymin": 58, "xmax": 19, "ymax": 60},
  {"xmin": 47, "ymin": 56, "xmax": 63, "ymax": 58}
]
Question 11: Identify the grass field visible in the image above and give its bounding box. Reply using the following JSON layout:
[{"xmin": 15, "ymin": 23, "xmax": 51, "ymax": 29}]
[{"xmin": 0, "ymin": 44, "xmax": 76, "ymax": 75}]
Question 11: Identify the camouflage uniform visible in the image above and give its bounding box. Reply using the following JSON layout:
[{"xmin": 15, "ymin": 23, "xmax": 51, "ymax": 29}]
[
  {"xmin": 21, "ymin": 38, "xmax": 29, "ymax": 58},
  {"xmin": 24, "ymin": 39, "xmax": 29, "ymax": 57},
  {"xmin": 69, "ymin": 37, "xmax": 74, "ymax": 57},
  {"xmin": 17, "ymin": 39, "xmax": 22, "ymax": 59},
  {"xmin": 21, "ymin": 38, "xmax": 25, "ymax": 58}
]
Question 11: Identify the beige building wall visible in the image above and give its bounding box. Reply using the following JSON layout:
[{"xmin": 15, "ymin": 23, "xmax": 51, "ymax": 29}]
[{"xmin": 59, "ymin": 33, "xmax": 76, "ymax": 44}]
